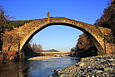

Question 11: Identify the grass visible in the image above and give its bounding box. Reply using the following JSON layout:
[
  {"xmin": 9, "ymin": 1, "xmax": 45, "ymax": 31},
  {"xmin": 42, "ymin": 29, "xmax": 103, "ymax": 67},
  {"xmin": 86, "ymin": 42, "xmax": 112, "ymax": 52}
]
[{"xmin": 8, "ymin": 20, "xmax": 32, "ymax": 28}]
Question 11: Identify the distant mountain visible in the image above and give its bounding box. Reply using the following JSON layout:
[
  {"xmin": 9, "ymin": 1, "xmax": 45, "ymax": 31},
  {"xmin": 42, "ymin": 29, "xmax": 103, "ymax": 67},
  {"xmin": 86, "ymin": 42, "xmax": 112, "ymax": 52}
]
[{"xmin": 43, "ymin": 49, "xmax": 60, "ymax": 52}]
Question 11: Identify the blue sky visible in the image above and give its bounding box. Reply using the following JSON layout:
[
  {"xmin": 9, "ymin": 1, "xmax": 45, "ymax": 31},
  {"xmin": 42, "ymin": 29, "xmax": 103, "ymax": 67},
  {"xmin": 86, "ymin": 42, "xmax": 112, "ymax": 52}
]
[{"xmin": 0, "ymin": 0, "xmax": 108, "ymax": 52}]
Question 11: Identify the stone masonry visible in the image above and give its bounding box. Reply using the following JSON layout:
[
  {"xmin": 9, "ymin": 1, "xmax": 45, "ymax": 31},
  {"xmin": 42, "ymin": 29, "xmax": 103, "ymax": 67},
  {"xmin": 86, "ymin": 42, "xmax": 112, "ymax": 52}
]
[{"xmin": 2, "ymin": 17, "xmax": 114, "ymax": 54}]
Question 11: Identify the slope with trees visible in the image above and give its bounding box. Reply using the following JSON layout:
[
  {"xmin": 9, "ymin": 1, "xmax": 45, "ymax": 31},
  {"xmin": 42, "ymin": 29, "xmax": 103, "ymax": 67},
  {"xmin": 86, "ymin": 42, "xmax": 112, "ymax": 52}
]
[{"xmin": 73, "ymin": 1, "xmax": 115, "ymax": 57}]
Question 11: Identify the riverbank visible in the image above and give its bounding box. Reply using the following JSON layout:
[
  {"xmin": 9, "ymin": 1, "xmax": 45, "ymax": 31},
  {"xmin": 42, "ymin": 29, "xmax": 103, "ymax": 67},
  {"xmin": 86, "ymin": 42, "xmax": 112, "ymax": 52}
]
[
  {"xmin": 0, "ymin": 51, "xmax": 24, "ymax": 62},
  {"xmin": 50, "ymin": 55, "xmax": 115, "ymax": 77},
  {"xmin": 28, "ymin": 56, "xmax": 61, "ymax": 61}
]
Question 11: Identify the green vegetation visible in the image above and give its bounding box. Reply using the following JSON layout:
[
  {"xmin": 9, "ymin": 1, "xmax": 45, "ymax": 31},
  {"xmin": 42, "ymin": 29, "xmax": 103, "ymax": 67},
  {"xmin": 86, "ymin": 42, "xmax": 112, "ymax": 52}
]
[
  {"xmin": 98, "ymin": 30, "xmax": 103, "ymax": 37},
  {"xmin": 94, "ymin": 26, "xmax": 103, "ymax": 37},
  {"xmin": 8, "ymin": 20, "xmax": 32, "ymax": 28},
  {"xmin": 0, "ymin": 20, "xmax": 32, "ymax": 31},
  {"xmin": 95, "ymin": 25, "xmax": 99, "ymax": 29},
  {"xmin": 104, "ymin": 34, "xmax": 115, "ymax": 43}
]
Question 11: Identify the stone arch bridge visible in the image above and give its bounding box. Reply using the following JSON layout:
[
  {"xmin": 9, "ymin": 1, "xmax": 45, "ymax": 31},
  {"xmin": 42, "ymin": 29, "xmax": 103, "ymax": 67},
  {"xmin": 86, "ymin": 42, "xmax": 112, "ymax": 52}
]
[{"xmin": 2, "ymin": 17, "xmax": 114, "ymax": 54}]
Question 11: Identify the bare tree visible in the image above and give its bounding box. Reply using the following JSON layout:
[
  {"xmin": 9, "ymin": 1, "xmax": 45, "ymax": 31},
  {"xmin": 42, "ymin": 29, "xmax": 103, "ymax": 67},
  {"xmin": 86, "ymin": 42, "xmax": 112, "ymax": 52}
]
[
  {"xmin": 0, "ymin": 6, "xmax": 7, "ymax": 32},
  {"xmin": 32, "ymin": 43, "xmax": 42, "ymax": 53},
  {"xmin": 0, "ymin": 6, "xmax": 15, "ymax": 32}
]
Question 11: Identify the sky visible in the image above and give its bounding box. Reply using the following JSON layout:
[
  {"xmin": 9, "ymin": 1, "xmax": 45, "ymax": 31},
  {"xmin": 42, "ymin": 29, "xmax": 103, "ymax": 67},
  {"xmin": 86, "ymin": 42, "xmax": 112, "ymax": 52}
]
[{"xmin": 0, "ymin": 0, "xmax": 108, "ymax": 52}]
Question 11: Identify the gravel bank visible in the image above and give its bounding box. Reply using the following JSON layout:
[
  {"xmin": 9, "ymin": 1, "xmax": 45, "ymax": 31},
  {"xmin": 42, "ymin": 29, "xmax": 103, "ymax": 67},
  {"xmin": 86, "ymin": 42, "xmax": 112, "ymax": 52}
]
[
  {"xmin": 28, "ymin": 56, "xmax": 61, "ymax": 61},
  {"xmin": 50, "ymin": 55, "xmax": 115, "ymax": 77}
]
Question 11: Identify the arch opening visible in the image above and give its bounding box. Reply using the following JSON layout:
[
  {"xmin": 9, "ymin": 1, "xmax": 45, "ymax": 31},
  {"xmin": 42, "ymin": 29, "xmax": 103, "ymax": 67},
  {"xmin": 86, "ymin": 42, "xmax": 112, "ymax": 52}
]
[{"xmin": 21, "ymin": 23, "xmax": 103, "ymax": 56}]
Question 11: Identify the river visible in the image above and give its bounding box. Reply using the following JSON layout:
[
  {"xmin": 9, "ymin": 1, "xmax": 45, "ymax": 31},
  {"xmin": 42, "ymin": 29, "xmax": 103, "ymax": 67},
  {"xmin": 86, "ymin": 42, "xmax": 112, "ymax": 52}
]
[{"xmin": 0, "ymin": 56, "xmax": 79, "ymax": 77}]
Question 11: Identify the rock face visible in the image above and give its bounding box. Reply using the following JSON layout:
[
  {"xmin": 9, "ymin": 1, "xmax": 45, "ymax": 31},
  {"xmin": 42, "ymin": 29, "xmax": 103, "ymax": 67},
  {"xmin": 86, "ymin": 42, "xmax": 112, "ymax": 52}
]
[{"xmin": 75, "ymin": 34, "xmax": 97, "ymax": 57}]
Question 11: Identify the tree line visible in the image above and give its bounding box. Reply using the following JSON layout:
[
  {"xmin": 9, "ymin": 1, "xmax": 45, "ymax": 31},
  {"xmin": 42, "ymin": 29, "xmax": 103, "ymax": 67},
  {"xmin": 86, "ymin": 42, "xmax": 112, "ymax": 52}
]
[{"xmin": 31, "ymin": 43, "xmax": 43, "ymax": 53}]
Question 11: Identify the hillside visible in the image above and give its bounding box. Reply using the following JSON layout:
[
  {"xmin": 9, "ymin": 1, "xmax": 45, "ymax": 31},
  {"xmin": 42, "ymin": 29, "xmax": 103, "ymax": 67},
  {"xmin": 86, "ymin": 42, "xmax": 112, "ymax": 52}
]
[{"xmin": 43, "ymin": 49, "xmax": 60, "ymax": 52}]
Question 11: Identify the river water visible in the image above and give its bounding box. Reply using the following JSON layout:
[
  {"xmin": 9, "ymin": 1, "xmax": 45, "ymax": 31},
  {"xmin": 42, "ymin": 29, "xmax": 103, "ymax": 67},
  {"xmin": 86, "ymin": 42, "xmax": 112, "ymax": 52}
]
[{"xmin": 0, "ymin": 57, "xmax": 79, "ymax": 77}]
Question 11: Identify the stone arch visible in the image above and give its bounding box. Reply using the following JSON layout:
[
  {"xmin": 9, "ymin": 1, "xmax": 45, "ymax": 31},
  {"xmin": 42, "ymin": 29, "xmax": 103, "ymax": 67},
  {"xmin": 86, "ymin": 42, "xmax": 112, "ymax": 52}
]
[
  {"xmin": 3, "ymin": 17, "xmax": 111, "ymax": 53},
  {"xmin": 22, "ymin": 23, "xmax": 103, "ymax": 53},
  {"xmin": 20, "ymin": 18, "xmax": 104, "ymax": 53}
]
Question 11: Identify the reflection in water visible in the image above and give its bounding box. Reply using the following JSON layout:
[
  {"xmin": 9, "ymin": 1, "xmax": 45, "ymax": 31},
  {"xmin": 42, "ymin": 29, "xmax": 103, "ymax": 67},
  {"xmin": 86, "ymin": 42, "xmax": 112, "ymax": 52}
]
[
  {"xmin": 0, "ymin": 57, "xmax": 79, "ymax": 77},
  {"xmin": 0, "ymin": 62, "xmax": 28, "ymax": 77}
]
